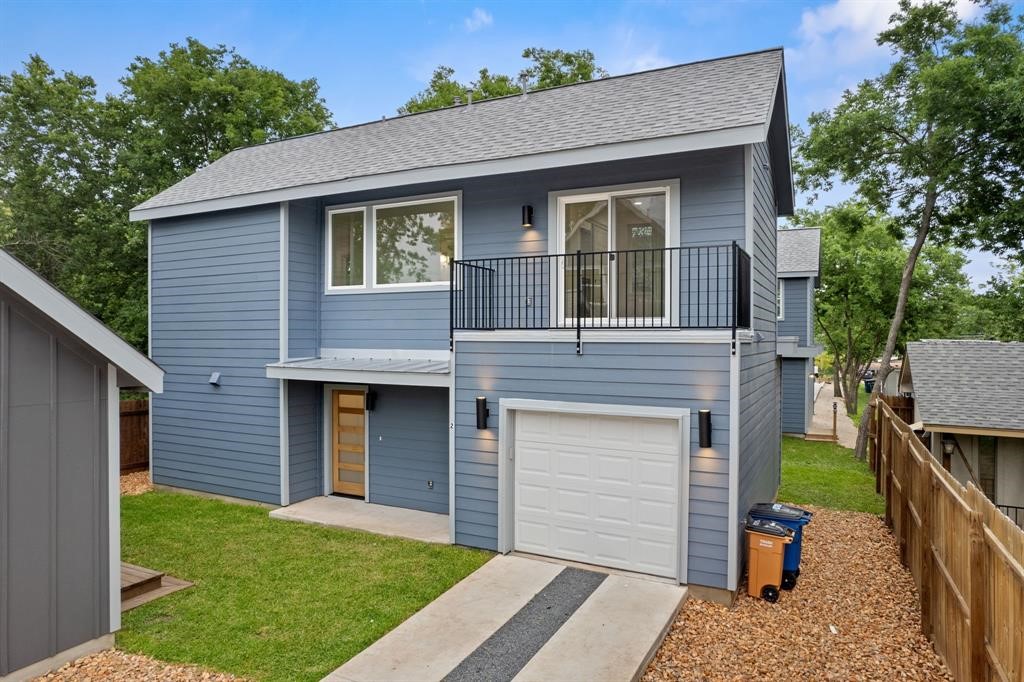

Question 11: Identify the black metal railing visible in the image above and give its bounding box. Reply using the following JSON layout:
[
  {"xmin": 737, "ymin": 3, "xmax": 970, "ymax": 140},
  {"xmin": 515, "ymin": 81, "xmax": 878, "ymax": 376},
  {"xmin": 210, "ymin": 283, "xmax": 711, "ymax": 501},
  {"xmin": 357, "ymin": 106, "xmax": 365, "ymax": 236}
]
[
  {"xmin": 450, "ymin": 242, "xmax": 751, "ymax": 352},
  {"xmin": 997, "ymin": 504, "xmax": 1024, "ymax": 529}
]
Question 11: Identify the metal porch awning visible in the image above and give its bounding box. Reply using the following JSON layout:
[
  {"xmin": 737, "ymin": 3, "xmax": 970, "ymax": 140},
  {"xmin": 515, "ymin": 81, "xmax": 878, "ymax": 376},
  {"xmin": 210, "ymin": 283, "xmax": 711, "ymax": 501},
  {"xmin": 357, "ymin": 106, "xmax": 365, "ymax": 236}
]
[{"xmin": 266, "ymin": 353, "xmax": 450, "ymax": 387}]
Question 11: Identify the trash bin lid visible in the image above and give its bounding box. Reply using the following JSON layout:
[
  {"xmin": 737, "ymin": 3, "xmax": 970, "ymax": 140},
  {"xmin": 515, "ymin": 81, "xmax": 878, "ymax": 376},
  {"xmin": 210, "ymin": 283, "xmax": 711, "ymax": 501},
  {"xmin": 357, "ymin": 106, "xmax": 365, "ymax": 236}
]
[
  {"xmin": 745, "ymin": 516, "xmax": 795, "ymax": 538},
  {"xmin": 750, "ymin": 502, "xmax": 812, "ymax": 522}
]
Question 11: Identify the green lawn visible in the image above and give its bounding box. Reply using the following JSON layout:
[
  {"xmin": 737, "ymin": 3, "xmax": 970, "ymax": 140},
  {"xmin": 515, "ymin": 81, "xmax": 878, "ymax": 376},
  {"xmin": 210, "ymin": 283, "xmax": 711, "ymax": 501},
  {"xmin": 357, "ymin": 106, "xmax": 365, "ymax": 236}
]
[
  {"xmin": 778, "ymin": 436, "xmax": 884, "ymax": 515},
  {"xmin": 119, "ymin": 491, "xmax": 491, "ymax": 681}
]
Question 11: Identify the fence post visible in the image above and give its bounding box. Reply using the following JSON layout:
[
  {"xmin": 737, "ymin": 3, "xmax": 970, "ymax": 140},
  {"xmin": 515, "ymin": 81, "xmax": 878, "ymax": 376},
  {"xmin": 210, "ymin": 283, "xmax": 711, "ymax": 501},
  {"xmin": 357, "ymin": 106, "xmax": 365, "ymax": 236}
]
[
  {"xmin": 884, "ymin": 415, "xmax": 894, "ymax": 528},
  {"xmin": 919, "ymin": 454, "xmax": 933, "ymax": 638},
  {"xmin": 967, "ymin": 486, "xmax": 989, "ymax": 682},
  {"xmin": 898, "ymin": 432, "xmax": 910, "ymax": 566}
]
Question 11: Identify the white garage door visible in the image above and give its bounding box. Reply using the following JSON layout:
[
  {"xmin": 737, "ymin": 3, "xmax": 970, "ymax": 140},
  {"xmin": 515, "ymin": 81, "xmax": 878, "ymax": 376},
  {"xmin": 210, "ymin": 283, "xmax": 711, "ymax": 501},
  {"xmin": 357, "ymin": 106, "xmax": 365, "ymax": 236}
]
[{"xmin": 513, "ymin": 410, "xmax": 682, "ymax": 578}]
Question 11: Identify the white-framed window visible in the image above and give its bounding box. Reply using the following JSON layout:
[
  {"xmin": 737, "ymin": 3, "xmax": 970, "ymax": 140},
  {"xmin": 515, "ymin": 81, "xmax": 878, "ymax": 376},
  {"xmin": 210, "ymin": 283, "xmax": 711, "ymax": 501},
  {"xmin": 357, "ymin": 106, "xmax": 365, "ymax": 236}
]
[
  {"xmin": 777, "ymin": 280, "xmax": 785, "ymax": 320},
  {"xmin": 325, "ymin": 193, "xmax": 460, "ymax": 293},
  {"xmin": 552, "ymin": 182, "xmax": 677, "ymax": 324}
]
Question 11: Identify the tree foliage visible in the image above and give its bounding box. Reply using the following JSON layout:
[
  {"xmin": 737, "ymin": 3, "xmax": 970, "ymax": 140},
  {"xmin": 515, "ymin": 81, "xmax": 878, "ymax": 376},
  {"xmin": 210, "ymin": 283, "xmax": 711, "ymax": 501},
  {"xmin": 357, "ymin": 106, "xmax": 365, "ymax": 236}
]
[
  {"xmin": 793, "ymin": 203, "xmax": 973, "ymax": 415},
  {"xmin": 0, "ymin": 39, "xmax": 333, "ymax": 348},
  {"xmin": 400, "ymin": 47, "xmax": 607, "ymax": 114},
  {"xmin": 795, "ymin": 0, "xmax": 1024, "ymax": 457}
]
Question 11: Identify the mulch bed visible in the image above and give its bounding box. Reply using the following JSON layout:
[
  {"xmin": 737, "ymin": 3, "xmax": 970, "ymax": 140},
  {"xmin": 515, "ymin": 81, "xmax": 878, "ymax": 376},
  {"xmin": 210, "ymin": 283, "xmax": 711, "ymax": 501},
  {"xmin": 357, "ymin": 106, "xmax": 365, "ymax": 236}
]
[
  {"xmin": 644, "ymin": 506, "xmax": 952, "ymax": 681},
  {"xmin": 35, "ymin": 650, "xmax": 243, "ymax": 681},
  {"xmin": 120, "ymin": 470, "xmax": 153, "ymax": 496}
]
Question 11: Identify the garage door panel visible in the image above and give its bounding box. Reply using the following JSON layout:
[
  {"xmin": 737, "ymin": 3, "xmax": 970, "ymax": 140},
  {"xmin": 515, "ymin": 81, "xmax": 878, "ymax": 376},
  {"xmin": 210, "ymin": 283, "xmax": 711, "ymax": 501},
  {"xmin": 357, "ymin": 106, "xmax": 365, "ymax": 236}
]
[{"xmin": 513, "ymin": 410, "xmax": 682, "ymax": 579}]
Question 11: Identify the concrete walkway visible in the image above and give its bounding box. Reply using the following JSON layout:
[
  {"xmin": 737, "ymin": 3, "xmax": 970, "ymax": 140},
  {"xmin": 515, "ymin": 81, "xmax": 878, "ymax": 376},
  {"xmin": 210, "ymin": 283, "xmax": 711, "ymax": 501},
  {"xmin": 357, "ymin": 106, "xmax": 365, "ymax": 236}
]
[
  {"xmin": 323, "ymin": 555, "xmax": 686, "ymax": 682},
  {"xmin": 269, "ymin": 496, "xmax": 449, "ymax": 544},
  {"xmin": 809, "ymin": 382, "xmax": 859, "ymax": 449}
]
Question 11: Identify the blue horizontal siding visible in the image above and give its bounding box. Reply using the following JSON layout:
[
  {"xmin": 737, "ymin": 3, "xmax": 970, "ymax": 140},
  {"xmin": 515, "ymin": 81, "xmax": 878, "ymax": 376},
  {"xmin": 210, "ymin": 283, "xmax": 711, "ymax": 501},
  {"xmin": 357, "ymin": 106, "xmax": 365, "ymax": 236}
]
[
  {"xmin": 453, "ymin": 340, "xmax": 731, "ymax": 588},
  {"xmin": 781, "ymin": 358, "xmax": 810, "ymax": 434},
  {"xmin": 779, "ymin": 277, "xmax": 809, "ymax": 344},
  {"xmin": 289, "ymin": 380, "xmax": 321, "ymax": 503},
  {"xmin": 150, "ymin": 205, "xmax": 281, "ymax": 505},
  {"xmin": 368, "ymin": 385, "xmax": 449, "ymax": 514}
]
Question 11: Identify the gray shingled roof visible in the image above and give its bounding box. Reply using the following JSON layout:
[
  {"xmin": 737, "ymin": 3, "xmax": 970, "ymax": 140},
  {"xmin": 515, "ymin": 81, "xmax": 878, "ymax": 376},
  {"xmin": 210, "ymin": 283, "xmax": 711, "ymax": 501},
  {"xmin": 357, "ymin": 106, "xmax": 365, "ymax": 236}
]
[
  {"xmin": 134, "ymin": 49, "xmax": 784, "ymax": 214},
  {"xmin": 906, "ymin": 340, "xmax": 1024, "ymax": 432},
  {"xmin": 777, "ymin": 228, "xmax": 820, "ymax": 275}
]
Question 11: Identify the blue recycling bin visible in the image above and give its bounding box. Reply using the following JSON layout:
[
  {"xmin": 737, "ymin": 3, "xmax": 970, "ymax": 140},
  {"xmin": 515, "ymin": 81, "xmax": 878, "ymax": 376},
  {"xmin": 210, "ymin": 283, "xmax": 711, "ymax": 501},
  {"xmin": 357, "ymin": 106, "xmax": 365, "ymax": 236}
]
[{"xmin": 748, "ymin": 502, "xmax": 812, "ymax": 590}]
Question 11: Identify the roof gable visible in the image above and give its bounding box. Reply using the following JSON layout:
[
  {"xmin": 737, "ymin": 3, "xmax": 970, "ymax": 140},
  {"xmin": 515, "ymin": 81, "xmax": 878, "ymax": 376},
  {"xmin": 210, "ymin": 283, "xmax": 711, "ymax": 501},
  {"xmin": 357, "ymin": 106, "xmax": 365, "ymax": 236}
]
[
  {"xmin": 905, "ymin": 340, "xmax": 1024, "ymax": 432},
  {"xmin": 0, "ymin": 250, "xmax": 163, "ymax": 392},
  {"xmin": 777, "ymin": 227, "xmax": 820, "ymax": 276},
  {"xmin": 131, "ymin": 48, "xmax": 790, "ymax": 221}
]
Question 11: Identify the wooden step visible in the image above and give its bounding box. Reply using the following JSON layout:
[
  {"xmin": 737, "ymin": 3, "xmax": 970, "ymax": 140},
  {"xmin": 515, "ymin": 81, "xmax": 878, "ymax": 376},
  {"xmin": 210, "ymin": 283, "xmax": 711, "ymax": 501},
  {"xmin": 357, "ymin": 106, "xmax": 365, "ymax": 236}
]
[
  {"xmin": 805, "ymin": 433, "xmax": 839, "ymax": 443},
  {"xmin": 121, "ymin": 562, "xmax": 165, "ymax": 601}
]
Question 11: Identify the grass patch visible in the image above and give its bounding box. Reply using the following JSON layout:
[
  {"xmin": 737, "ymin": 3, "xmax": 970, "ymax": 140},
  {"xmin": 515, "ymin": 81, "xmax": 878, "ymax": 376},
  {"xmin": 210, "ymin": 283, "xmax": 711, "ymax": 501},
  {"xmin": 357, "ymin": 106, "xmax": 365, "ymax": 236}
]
[
  {"xmin": 779, "ymin": 436, "xmax": 884, "ymax": 515},
  {"xmin": 119, "ymin": 491, "xmax": 491, "ymax": 681}
]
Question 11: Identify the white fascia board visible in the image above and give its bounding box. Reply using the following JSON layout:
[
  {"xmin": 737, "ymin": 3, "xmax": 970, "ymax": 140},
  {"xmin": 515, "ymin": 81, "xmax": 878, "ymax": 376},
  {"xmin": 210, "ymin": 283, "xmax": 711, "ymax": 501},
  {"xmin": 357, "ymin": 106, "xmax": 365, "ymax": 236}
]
[
  {"xmin": 128, "ymin": 124, "xmax": 767, "ymax": 222},
  {"xmin": 499, "ymin": 398, "xmax": 689, "ymax": 421},
  {"xmin": 266, "ymin": 365, "xmax": 450, "ymax": 387},
  {"xmin": 0, "ymin": 251, "xmax": 164, "ymax": 392},
  {"xmin": 777, "ymin": 271, "xmax": 818, "ymax": 279},
  {"xmin": 106, "ymin": 364, "xmax": 121, "ymax": 632}
]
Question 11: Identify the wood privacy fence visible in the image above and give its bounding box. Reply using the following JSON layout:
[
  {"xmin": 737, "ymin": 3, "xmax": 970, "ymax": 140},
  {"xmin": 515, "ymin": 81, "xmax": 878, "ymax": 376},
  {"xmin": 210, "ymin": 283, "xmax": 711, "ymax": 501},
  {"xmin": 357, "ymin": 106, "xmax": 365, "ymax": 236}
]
[
  {"xmin": 120, "ymin": 399, "xmax": 149, "ymax": 472},
  {"xmin": 868, "ymin": 400, "xmax": 1023, "ymax": 682},
  {"xmin": 879, "ymin": 392, "xmax": 915, "ymax": 423}
]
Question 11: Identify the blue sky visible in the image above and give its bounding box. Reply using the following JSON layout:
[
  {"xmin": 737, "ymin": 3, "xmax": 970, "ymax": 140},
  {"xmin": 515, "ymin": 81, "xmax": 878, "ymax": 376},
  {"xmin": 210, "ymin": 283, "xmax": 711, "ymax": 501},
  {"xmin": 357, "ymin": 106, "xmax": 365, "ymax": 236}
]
[{"xmin": 1, "ymin": 0, "xmax": 1015, "ymax": 284}]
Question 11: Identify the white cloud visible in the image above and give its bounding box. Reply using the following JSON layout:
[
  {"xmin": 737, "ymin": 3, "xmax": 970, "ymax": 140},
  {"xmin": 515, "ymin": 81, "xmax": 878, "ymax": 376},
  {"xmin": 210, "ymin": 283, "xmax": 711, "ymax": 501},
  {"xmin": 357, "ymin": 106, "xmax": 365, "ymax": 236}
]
[
  {"xmin": 605, "ymin": 25, "xmax": 673, "ymax": 74},
  {"xmin": 790, "ymin": 0, "xmax": 982, "ymax": 75},
  {"xmin": 463, "ymin": 8, "xmax": 493, "ymax": 32}
]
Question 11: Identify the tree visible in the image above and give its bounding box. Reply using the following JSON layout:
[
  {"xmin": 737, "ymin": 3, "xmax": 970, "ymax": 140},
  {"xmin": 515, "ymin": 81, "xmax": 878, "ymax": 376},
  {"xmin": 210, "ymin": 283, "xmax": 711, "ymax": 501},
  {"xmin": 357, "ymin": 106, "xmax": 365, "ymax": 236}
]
[
  {"xmin": 0, "ymin": 40, "xmax": 334, "ymax": 349},
  {"xmin": 794, "ymin": 203, "xmax": 973, "ymax": 417},
  {"xmin": 979, "ymin": 264, "xmax": 1024, "ymax": 340},
  {"xmin": 795, "ymin": 1, "xmax": 1024, "ymax": 458},
  {"xmin": 0, "ymin": 56, "xmax": 109, "ymax": 282},
  {"xmin": 400, "ymin": 47, "xmax": 607, "ymax": 114}
]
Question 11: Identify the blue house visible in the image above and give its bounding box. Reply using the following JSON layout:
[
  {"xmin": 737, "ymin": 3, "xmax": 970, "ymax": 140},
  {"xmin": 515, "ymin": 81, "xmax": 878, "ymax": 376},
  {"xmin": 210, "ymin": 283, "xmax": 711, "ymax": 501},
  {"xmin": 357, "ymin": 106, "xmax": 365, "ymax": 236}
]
[
  {"xmin": 131, "ymin": 48, "xmax": 792, "ymax": 597},
  {"xmin": 776, "ymin": 228, "xmax": 822, "ymax": 435}
]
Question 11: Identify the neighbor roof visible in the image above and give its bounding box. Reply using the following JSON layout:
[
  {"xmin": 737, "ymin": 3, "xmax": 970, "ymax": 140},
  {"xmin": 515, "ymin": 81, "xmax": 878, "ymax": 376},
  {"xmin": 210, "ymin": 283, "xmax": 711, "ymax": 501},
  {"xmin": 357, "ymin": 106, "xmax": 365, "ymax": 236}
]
[
  {"xmin": 131, "ymin": 48, "xmax": 791, "ymax": 221},
  {"xmin": 0, "ymin": 250, "xmax": 164, "ymax": 392},
  {"xmin": 777, "ymin": 228, "xmax": 821, "ymax": 276},
  {"xmin": 904, "ymin": 340, "xmax": 1024, "ymax": 432}
]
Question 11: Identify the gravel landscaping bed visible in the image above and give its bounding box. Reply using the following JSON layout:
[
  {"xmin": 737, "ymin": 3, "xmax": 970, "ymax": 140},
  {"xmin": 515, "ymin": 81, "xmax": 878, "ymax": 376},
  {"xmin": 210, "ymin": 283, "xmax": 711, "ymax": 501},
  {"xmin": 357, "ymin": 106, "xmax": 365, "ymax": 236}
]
[
  {"xmin": 35, "ymin": 649, "xmax": 243, "ymax": 681},
  {"xmin": 644, "ymin": 506, "xmax": 952, "ymax": 681},
  {"xmin": 120, "ymin": 470, "xmax": 152, "ymax": 496}
]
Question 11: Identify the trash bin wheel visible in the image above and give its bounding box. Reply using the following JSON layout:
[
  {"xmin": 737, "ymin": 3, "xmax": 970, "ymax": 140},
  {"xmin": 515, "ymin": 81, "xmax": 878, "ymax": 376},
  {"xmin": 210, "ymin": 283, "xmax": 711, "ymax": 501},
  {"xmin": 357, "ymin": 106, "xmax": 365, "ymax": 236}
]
[
  {"xmin": 781, "ymin": 572, "xmax": 797, "ymax": 590},
  {"xmin": 794, "ymin": 568, "xmax": 800, "ymax": 578},
  {"xmin": 761, "ymin": 585, "xmax": 780, "ymax": 603}
]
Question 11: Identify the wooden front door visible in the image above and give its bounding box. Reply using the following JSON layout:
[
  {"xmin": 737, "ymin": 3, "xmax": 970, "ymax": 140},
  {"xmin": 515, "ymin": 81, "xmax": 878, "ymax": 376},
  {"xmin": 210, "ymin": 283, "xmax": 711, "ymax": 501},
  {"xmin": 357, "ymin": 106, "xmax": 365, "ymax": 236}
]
[{"xmin": 331, "ymin": 390, "xmax": 366, "ymax": 497}]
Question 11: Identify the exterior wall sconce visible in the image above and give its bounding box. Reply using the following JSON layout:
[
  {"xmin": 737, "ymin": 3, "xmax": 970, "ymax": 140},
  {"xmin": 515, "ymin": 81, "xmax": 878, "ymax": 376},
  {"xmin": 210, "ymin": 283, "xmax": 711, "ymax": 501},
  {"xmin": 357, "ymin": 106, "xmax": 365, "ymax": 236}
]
[
  {"xmin": 521, "ymin": 205, "xmax": 534, "ymax": 228},
  {"xmin": 698, "ymin": 409, "xmax": 712, "ymax": 448},
  {"xmin": 365, "ymin": 390, "xmax": 377, "ymax": 411},
  {"xmin": 208, "ymin": 371, "xmax": 221, "ymax": 386},
  {"xmin": 476, "ymin": 396, "xmax": 490, "ymax": 429}
]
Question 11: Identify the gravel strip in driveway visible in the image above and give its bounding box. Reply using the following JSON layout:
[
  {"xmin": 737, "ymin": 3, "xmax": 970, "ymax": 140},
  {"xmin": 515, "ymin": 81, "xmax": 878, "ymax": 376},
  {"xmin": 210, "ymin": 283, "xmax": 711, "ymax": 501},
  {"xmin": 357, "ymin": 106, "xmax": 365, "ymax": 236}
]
[
  {"xmin": 34, "ymin": 649, "xmax": 244, "ymax": 681},
  {"xmin": 644, "ymin": 506, "xmax": 953, "ymax": 681}
]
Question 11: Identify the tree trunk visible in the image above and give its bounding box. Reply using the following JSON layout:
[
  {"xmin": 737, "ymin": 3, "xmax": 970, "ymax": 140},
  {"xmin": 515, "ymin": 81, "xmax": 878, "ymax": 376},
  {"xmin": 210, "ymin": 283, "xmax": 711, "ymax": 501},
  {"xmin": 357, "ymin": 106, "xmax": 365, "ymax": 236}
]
[
  {"xmin": 833, "ymin": 373, "xmax": 843, "ymax": 398},
  {"xmin": 853, "ymin": 188, "xmax": 937, "ymax": 459}
]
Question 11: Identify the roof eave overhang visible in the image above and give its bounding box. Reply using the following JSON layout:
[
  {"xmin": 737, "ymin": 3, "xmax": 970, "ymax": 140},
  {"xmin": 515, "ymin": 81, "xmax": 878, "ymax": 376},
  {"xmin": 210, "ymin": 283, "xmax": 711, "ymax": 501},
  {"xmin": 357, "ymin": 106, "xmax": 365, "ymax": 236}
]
[
  {"xmin": 777, "ymin": 270, "xmax": 818, "ymax": 279},
  {"xmin": 923, "ymin": 423, "xmax": 1024, "ymax": 438},
  {"xmin": 1, "ymin": 252, "xmax": 164, "ymax": 392},
  {"xmin": 130, "ymin": 123, "xmax": 768, "ymax": 222},
  {"xmin": 266, "ymin": 364, "xmax": 449, "ymax": 387}
]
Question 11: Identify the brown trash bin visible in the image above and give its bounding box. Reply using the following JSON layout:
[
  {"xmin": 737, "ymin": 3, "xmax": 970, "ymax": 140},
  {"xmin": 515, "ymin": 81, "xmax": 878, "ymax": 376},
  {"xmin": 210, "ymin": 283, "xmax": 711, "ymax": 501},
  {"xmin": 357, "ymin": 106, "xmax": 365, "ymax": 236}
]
[{"xmin": 746, "ymin": 516, "xmax": 794, "ymax": 603}]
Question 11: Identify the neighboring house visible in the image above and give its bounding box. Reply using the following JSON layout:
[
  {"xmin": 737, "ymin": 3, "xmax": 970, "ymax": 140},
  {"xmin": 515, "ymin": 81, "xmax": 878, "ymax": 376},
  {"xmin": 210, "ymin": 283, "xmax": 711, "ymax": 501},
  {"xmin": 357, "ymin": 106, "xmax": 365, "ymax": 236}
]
[
  {"xmin": 900, "ymin": 340, "xmax": 1024, "ymax": 528},
  {"xmin": 776, "ymin": 228, "xmax": 822, "ymax": 435},
  {"xmin": 0, "ymin": 251, "xmax": 164, "ymax": 680},
  {"xmin": 131, "ymin": 48, "xmax": 793, "ymax": 596}
]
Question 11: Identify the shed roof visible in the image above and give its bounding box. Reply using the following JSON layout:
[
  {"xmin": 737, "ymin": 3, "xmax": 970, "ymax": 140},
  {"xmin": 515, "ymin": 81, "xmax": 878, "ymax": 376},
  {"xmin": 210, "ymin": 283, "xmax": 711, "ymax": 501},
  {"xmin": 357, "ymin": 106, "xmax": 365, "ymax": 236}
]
[
  {"xmin": 131, "ymin": 48, "xmax": 791, "ymax": 221},
  {"xmin": 0, "ymin": 250, "xmax": 164, "ymax": 392},
  {"xmin": 903, "ymin": 340, "xmax": 1024, "ymax": 432},
  {"xmin": 777, "ymin": 228, "xmax": 820, "ymax": 276}
]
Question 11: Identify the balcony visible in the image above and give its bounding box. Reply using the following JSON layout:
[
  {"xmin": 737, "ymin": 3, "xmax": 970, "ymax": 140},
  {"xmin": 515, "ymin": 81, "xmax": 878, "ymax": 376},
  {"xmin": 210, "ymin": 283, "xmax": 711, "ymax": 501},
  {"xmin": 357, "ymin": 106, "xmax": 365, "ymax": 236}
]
[{"xmin": 450, "ymin": 243, "xmax": 751, "ymax": 352}]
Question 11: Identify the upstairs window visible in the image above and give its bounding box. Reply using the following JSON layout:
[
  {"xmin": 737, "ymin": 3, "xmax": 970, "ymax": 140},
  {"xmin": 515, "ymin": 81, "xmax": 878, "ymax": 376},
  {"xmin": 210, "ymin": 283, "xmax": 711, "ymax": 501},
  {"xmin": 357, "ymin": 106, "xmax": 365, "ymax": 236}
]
[{"xmin": 326, "ymin": 194, "xmax": 459, "ymax": 292}]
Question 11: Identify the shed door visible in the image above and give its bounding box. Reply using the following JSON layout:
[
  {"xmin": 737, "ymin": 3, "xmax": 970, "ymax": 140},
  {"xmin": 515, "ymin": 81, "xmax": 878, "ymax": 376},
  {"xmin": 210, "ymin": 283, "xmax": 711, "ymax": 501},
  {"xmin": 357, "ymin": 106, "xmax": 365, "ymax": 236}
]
[{"xmin": 512, "ymin": 410, "xmax": 681, "ymax": 578}]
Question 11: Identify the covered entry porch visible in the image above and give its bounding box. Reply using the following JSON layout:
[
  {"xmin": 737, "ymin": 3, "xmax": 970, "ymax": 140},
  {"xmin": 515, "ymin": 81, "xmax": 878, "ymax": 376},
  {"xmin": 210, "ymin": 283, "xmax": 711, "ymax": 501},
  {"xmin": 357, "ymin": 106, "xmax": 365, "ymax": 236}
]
[
  {"xmin": 270, "ymin": 495, "xmax": 450, "ymax": 543},
  {"xmin": 267, "ymin": 349, "xmax": 453, "ymax": 538}
]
